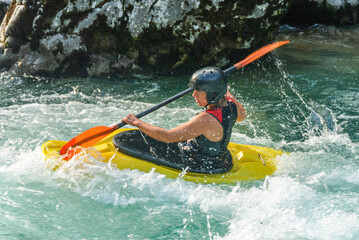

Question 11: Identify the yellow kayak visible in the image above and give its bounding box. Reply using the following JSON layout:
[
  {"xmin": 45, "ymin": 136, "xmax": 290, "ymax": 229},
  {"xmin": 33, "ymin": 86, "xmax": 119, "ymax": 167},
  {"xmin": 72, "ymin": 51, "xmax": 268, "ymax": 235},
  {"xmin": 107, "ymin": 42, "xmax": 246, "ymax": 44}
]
[{"xmin": 41, "ymin": 128, "xmax": 285, "ymax": 184}]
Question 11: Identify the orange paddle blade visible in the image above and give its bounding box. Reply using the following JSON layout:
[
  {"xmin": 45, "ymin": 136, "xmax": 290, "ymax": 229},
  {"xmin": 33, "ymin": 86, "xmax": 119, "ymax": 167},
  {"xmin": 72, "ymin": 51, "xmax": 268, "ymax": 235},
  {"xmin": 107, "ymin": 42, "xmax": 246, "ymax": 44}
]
[
  {"xmin": 60, "ymin": 125, "xmax": 117, "ymax": 159},
  {"xmin": 234, "ymin": 40, "xmax": 289, "ymax": 69}
]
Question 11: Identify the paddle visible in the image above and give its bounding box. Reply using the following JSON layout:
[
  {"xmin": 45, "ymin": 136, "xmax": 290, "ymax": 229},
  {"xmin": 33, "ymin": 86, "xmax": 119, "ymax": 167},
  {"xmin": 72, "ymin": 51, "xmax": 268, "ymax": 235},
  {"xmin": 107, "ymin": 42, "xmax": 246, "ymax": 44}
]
[{"xmin": 60, "ymin": 40, "xmax": 289, "ymax": 159}]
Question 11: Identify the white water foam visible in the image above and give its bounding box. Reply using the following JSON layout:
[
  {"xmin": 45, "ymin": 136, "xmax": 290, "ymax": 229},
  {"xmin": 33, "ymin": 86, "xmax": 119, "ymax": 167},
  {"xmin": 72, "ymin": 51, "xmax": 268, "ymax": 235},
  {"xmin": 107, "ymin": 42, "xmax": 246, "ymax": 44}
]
[{"xmin": 1, "ymin": 121, "xmax": 358, "ymax": 239}]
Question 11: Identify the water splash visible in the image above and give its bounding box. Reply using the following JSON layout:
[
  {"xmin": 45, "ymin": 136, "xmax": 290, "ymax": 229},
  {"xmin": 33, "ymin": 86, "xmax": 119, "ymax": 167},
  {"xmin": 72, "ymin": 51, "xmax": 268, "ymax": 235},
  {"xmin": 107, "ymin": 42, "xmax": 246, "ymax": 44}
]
[{"xmin": 1, "ymin": 23, "xmax": 359, "ymax": 238}]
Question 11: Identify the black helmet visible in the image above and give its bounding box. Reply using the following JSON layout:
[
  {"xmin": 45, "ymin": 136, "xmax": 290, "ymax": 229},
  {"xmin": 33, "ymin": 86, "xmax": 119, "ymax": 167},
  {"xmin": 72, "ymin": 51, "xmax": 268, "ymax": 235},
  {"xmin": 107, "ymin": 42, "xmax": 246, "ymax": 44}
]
[{"xmin": 189, "ymin": 67, "xmax": 227, "ymax": 104}]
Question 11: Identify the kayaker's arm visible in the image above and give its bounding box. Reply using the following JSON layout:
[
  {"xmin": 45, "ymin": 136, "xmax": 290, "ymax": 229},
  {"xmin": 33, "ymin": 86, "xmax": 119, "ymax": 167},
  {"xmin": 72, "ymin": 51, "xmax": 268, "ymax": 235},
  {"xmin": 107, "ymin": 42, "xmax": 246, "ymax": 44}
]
[
  {"xmin": 122, "ymin": 112, "xmax": 223, "ymax": 143},
  {"xmin": 225, "ymin": 90, "xmax": 246, "ymax": 122}
]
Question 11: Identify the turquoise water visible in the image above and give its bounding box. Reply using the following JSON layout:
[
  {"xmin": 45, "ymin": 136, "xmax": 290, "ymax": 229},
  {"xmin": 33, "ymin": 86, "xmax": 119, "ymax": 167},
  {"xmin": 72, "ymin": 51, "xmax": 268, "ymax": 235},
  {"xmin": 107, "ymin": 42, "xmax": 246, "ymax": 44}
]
[{"xmin": 1, "ymin": 24, "xmax": 358, "ymax": 239}]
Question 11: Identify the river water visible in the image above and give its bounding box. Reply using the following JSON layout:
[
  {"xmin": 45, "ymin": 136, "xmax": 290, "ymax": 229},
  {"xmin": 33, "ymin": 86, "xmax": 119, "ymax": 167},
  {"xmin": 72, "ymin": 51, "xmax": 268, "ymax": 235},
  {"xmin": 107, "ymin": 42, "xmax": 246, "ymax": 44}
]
[{"xmin": 1, "ymin": 24, "xmax": 358, "ymax": 239}]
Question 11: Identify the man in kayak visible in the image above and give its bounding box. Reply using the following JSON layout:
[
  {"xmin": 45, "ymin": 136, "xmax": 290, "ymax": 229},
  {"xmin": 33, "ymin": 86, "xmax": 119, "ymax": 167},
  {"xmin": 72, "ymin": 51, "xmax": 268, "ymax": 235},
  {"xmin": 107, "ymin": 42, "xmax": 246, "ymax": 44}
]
[{"xmin": 122, "ymin": 67, "xmax": 245, "ymax": 173}]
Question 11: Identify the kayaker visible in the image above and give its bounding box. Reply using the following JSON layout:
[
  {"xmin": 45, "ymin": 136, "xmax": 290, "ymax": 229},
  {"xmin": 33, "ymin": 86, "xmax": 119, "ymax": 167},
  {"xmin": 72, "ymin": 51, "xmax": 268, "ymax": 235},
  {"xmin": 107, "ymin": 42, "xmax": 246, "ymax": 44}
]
[{"xmin": 122, "ymin": 67, "xmax": 245, "ymax": 172}]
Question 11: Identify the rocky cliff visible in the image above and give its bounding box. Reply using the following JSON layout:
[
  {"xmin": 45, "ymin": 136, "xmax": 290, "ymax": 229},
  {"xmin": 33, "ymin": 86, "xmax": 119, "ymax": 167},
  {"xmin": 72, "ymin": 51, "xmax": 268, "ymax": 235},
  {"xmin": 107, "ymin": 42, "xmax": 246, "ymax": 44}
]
[
  {"xmin": 0, "ymin": 0, "xmax": 293, "ymax": 77},
  {"xmin": 1, "ymin": 0, "xmax": 358, "ymax": 77}
]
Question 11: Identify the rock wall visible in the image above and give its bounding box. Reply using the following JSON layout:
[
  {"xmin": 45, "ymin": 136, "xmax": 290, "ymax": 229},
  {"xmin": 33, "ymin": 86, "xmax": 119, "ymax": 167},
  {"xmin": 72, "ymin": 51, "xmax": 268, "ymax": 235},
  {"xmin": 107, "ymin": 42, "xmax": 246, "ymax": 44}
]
[
  {"xmin": 282, "ymin": 0, "xmax": 359, "ymax": 25},
  {"xmin": 0, "ymin": 0, "xmax": 292, "ymax": 77}
]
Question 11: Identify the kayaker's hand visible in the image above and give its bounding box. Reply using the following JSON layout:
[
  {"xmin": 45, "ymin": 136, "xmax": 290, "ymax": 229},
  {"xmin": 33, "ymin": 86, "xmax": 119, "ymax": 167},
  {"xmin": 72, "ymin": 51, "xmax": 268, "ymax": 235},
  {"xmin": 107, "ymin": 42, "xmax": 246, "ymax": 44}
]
[{"xmin": 122, "ymin": 113, "xmax": 140, "ymax": 126}]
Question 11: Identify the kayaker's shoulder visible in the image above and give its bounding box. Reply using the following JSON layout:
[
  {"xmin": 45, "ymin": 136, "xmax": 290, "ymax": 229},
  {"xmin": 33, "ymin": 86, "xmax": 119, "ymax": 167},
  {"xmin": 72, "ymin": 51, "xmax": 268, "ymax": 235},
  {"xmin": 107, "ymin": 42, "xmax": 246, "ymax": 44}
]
[{"xmin": 194, "ymin": 111, "xmax": 219, "ymax": 122}]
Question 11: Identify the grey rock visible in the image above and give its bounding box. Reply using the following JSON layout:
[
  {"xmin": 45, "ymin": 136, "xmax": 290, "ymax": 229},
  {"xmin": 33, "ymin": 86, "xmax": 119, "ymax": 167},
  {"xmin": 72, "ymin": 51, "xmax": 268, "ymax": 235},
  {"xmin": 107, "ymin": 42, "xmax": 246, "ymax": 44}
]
[{"xmin": 0, "ymin": 0, "xmax": 292, "ymax": 77}]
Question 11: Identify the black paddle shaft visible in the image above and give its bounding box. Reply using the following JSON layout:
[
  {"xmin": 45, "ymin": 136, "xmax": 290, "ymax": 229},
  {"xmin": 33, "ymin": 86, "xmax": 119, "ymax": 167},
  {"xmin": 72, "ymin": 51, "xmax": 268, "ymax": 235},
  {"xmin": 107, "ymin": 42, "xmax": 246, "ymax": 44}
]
[
  {"xmin": 116, "ymin": 87, "xmax": 193, "ymax": 129},
  {"xmin": 115, "ymin": 63, "xmax": 240, "ymax": 129}
]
